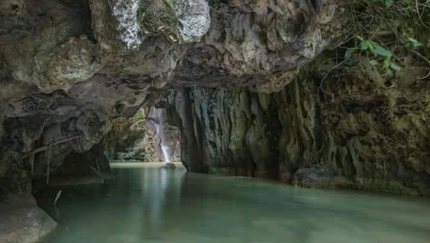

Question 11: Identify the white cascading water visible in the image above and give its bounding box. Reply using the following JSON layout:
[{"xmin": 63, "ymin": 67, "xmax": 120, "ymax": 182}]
[
  {"xmin": 161, "ymin": 144, "xmax": 171, "ymax": 163},
  {"xmin": 152, "ymin": 107, "xmax": 171, "ymax": 163}
]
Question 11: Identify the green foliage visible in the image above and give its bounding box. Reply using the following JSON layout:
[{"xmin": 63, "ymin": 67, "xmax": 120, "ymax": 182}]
[
  {"xmin": 371, "ymin": 0, "xmax": 414, "ymax": 7},
  {"xmin": 163, "ymin": 0, "xmax": 176, "ymax": 10},
  {"xmin": 347, "ymin": 0, "xmax": 430, "ymax": 76},
  {"xmin": 375, "ymin": 0, "xmax": 412, "ymax": 8},
  {"xmin": 346, "ymin": 36, "xmax": 402, "ymax": 75},
  {"xmin": 384, "ymin": 0, "xmax": 393, "ymax": 7}
]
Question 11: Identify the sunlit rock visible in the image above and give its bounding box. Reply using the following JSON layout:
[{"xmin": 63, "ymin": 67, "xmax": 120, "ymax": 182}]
[
  {"xmin": 112, "ymin": 0, "xmax": 142, "ymax": 50},
  {"xmin": 175, "ymin": 0, "xmax": 211, "ymax": 43}
]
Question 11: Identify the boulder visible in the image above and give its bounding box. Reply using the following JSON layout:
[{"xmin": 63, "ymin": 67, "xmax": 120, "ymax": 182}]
[{"xmin": 0, "ymin": 194, "xmax": 57, "ymax": 243}]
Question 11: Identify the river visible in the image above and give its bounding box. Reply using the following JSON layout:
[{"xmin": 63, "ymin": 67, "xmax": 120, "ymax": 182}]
[{"xmin": 40, "ymin": 164, "xmax": 430, "ymax": 243}]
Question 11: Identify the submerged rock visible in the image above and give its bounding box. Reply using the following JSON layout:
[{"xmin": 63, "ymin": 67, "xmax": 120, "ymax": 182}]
[
  {"xmin": 160, "ymin": 162, "xmax": 176, "ymax": 170},
  {"xmin": 293, "ymin": 168, "xmax": 334, "ymax": 189}
]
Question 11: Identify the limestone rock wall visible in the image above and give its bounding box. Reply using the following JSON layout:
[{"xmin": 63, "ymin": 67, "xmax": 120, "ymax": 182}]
[
  {"xmin": 103, "ymin": 107, "xmax": 181, "ymax": 162},
  {"xmin": 0, "ymin": 0, "xmax": 346, "ymax": 197},
  {"xmin": 102, "ymin": 107, "xmax": 150, "ymax": 161},
  {"xmin": 167, "ymin": 56, "xmax": 430, "ymax": 196},
  {"xmin": 166, "ymin": 88, "xmax": 280, "ymax": 175}
]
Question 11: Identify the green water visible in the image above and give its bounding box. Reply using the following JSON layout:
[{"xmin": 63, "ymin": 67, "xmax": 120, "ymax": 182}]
[{"xmin": 41, "ymin": 166, "xmax": 430, "ymax": 243}]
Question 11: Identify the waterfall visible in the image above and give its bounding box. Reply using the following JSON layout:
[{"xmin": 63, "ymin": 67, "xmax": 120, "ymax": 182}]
[
  {"xmin": 152, "ymin": 107, "xmax": 171, "ymax": 163},
  {"xmin": 161, "ymin": 144, "xmax": 171, "ymax": 163}
]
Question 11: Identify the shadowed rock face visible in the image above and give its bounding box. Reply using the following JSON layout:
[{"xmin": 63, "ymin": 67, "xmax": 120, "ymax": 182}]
[
  {"xmin": 166, "ymin": 56, "xmax": 430, "ymax": 196},
  {"xmin": 166, "ymin": 87, "xmax": 281, "ymax": 175},
  {"xmin": 0, "ymin": 0, "xmax": 347, "ymax": 197}
]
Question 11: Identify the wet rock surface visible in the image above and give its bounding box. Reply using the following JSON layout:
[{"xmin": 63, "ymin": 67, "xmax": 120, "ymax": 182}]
[
  {"xmin": 0, "ymin": 193, "xmax": 57, "ymax": 243},
  {"xmin": 160, "ymin": 162, "xmax": 177, "ymax": 169}
]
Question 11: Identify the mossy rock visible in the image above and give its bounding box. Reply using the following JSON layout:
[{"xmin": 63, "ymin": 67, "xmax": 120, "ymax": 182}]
[{"xmin": 139, "ymin": 0, "xmax": 179, "ymax": 42}]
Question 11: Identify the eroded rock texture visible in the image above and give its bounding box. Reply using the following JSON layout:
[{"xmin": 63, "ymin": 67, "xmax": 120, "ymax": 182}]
[
  {"xmin": 0, "ymin": 0, "xmax": 346, "ymax": 201},
  {"xmin": 166, "ymin": 87, "xmax": 280, "ymax": 175},
  {"xmin": 167, "ymin": 56, "xmax": 430, "ymax": 196}
]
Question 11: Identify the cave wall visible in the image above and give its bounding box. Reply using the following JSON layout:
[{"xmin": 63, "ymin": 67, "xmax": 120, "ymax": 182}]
[
  {"xmin": 54, "ymin": 143, "xmax": 111, "ymax": 177},
  {"xmin": 166, "ymin": 87, "xmax": 281, "ymax": 176},
  {"xmin": 0, "ymin": 0, "xmax": 347, "ymax": 196},
  {"xmin": 102, "ymin": 107, "xmax": 151, "ymax": 161},
  {"xmin": 0, "ymin": 0, "xmax": 427, "ymax": 199},
  {"xmin": 167, "ymin": 56, "xmax": 430, "ymax": 196},
  {"xmin": 103, "ymin": 106, "xmax": 181, "ymax": 162}
]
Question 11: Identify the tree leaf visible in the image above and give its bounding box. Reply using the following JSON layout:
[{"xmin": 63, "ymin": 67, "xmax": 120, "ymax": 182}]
[
  {"xmin": 345, "ymin": 48, "xmax": 356, "ymax": 58},
  {"xmin": 360, "ymin": 41, "xmax": 369, "ymax": 50},
  {"xmin": 408, "ymin": 38, "xmax": 423, "ymax": 49},
  {"xmin": 367, "ymin": 40, "xmax": 379, "ymax": 51},
  {"xmin": 393, "ymin": 20, "xmax": 400, "ymax": 28},
  {"xmin": 370, "ymin": 60, "xmax": 379, "ymax": 66},
  {"xmin": 385, "ymin": 69, "xmax": 393, "ymax": 76},
  {"xmin": 373, "ymin": 45, "xmax": 392, "ymax": 57},
  {"xmin": 385, "ymin": 0, "xmax": 394, "ymax": 7},
  {"xmin": 390, "ymin": 62, "xmax": 402, "ymax": 71},
  {"xmin": 383, "ymin": 56, "xmax": 392, "ymax": 69}
]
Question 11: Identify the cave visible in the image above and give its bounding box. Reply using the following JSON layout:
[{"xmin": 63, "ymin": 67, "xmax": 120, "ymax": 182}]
[{"xmin": 1, "ymin": 0, "xmax": 430, "ymax": 242}]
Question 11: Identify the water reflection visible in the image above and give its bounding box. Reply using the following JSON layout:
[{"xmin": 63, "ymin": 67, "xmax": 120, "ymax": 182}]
[
  {"xmin": 42, "ymin": 167, "xmax": 186, "ymax": 243},
  {"xmin": 41, "ymin": 167, "xmax": 430, "ymax": 243}
]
